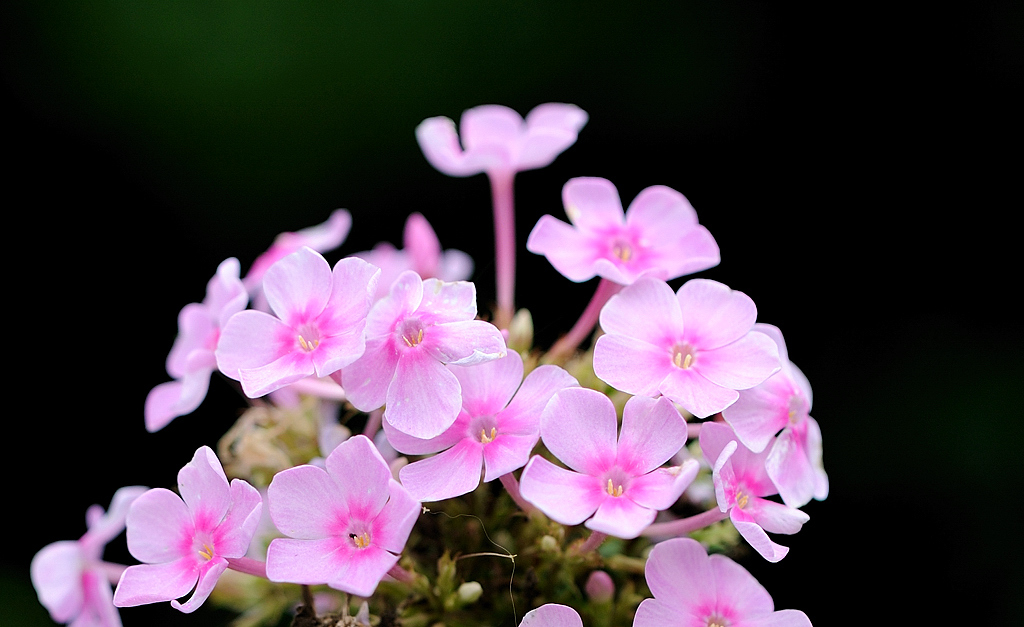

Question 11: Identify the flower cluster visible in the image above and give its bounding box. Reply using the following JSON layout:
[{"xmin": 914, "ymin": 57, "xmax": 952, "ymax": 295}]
[{"xmin": 33, "ymin": 102, "xmax": 824, "ymax": 627}]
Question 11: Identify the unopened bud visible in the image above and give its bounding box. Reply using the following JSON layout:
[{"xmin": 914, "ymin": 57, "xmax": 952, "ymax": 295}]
[
  {"xmin": 457, "ymin": 581, "xmax": 483, "ymax": 604},
  {"xmin": 585, "ymin": 570, "xmax": 615, "ymax": 603},
  {"xmin": 539, "ymin": 535, "xmax": 559, "ymax": 552}
]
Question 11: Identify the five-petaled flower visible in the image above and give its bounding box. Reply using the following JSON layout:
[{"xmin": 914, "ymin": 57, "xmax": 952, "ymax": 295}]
[
  {"xmin": 265, "ymin": 434, "xmax": 420, "ymax": 597},
  {"xmin": 113, "ymin": 447, "xmax": 262, "ymax": 613},
  {"xmin": 520, "ymin": 388, "xmax": 699, "ymax": 539},
  {"xmin": 216, "ymin": 246, "xmax": 380, "ymax": 398},
  {"xmin": 527, "ymin": 176, "xmax": 720, "ymax": 285},
  {"xmin": 634, "ymin": 537, "xmax": 813, "ymax": 627}
]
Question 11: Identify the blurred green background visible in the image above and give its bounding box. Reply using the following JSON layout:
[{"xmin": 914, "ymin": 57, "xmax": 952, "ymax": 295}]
[{"xmin": 4, "ymin": 1, "xmax": 1021, "ymax": 625}]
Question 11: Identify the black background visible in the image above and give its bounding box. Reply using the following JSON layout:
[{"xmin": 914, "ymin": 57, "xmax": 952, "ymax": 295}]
[{"xmin": 4, "ymin": 2, "xmax": 1021, "ymax": 625}]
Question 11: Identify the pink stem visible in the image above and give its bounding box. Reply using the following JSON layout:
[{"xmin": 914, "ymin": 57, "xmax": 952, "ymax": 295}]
[
  {"xmin": 499, "ymin": 472, "xmax": 537, "ymax": 515},
  {"xmin": 545, "ymin": 278, "xmax": 622, "ymax": 363},
  {"xmin": 575, "ymin": 530, "xmax": 607, "ymax": 554},
  {"xmin": 363, "ymin": 407, "xmax": 384, "ymax": 438},
  {"xmin": 98, "ymin": 561, "xmax": 127, "ymax": 585},
  {"xmin": 386, "ymin": 563, "xmax": 417, "ymax": 585},
  {"xmin": 226, "ymin": 557, "xmax": 268, "ymax": 579},
  {"xmin": 489, "ymin": 170, "xmax": 516, "ymax": 329},
  {"xmin": 687, "ymin": 422, "xmax": 703, "ymax": 440},
  {"xmin": 640, "ymin": 507, "xmax": 730, "ymax": 538}
]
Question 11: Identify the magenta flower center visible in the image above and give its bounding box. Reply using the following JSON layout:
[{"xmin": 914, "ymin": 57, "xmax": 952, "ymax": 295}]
[
  {"xmin": 350, "ymin": 531, "xmax": 372, "ymax": 549},
  {"xmin": 705, "ymin": 614, "xmax": 729, "ymax": 627},
  {"xmin": 398, "ymin": 318, "xmax": 426, "ymax": 348},
  {"xmin": 602, "ymin": 468, "xmax": 631, "ymax": 497},
  {"xmin": 610, "ymin": 238, "xmax": 634, "ymax": 262},
  {"xmin": 671, "ymin": 343, "xmax": 697, "ymax": 369},
  {"xmin": 734, "ymin": 488, "xmax": 750, "ymax": 509},
  {"xmin": 295, "ymin": 324, "xmax": 321, "ymax": 352},
  {"xmin": 192, "ymin": 532, "xmax": 217, "ymax": 561},
  {"xmin": 469, "ymin": 415, "xmax": 499, "ymax": 444}
]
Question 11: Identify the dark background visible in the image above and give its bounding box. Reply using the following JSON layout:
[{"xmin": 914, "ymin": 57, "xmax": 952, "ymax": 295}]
[{"xmin": 4, "ymin": 2, "xmax": 1021, "ymax": 625}]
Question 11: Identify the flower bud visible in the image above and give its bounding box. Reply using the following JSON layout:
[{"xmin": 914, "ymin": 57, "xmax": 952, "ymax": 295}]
[
  {"xmin": 585, "ymin": 570, "xmax": 615, "ymax": 603},
  {"xmin": 457, "ymin": 581, "xmax": 483, "ymax": 604}
]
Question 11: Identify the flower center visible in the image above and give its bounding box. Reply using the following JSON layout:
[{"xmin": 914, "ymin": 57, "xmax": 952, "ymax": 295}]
[
  {"xmin": 198, "ymin": 543, "xmax": 215, "ymax": 561},
  {"xmin": 605, "ymin": 479, "xmax": 624, "ymax": 497},
  {"xmin": 706, "ymin": 615, "xmax": 729, "ymax": 627},
  {"xmin": 479, "ymin": 427, "xmax": 497, "ymax": 444},
  {"xmin": 296, "ymin": 324, "xmax": 321, "ymax": 352},
  {"xmin": 350, "ymin": 532, "xmax": 371, "ymax": 549},
  {"xmin": 611, "ymin": 239, "xmax": 633, "ymax": 262},
  {"xmin": 734, "ymin": 488, "xmax": 750, "ymax": 509},
  {"xmin": 672, "ymin": 344, "xmax": 697, "ymax": 369},
  {"xmin": 399, "ymin": 318, "xmax": 425, "ymax": 348},
  {"xmin": 788, "ymin": 394, "xmax": 806, "ymax": 424}
]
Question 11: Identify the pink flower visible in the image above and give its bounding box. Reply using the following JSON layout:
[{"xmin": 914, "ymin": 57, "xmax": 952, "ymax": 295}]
[
  {"xmin": 341, "ymin": 271, "xmax": 507, "ymax": 439},
  {"xmin": 519, "ymin": 604, "xmax": 584, "ymax": 627},
  {"xmin": 593, "ymin": 277, "xmax": 781, "ymax": 418},
  {"xmin": 384, "ymin": 351, "xmax": 579, "ymax": 502},
  {"xmin": 265, "ymin": 434, "xmax": 420, "ymax": 597},
  {"xmin": 699, "ymin": 422, "xmax": 809, "ymax": 563},
  {"xmin": 415, "ymin": 103, "xmax": 587, "ymax": 177},
  {"xmin": 526, "ymin": 177, "xmax": 720, "ymax": 285},
  {"xmin": 520, "ymin": 388, "xmax": 699, "ymax": 539},
  {"xmin": 634, "ymin": 537, "xmax": 812, "ymax": 627},
  {"xmin": 723, "ymin": 324, "xmax": 828, "ymax": 508},
  {"xmin": 31, "ymin": 486, "xmax": 148, "ymax": 627},
  {"xmin": 243, "ymin": 209, "xmax": 352, "ymax": 296},
  {"xmin": 215, "ymin": 246, "xmax": 380, "ymax": 398},
  {"xmin": 353, "ymin": 212, "xmax": 473, "ymax": 301},
  {"xmin": 145, "ymin": 257, "xmax": 248, "ymax": 432},
  {"xmin": 113, "ymin": 447, "xmax": 262, "ymax": 613}
]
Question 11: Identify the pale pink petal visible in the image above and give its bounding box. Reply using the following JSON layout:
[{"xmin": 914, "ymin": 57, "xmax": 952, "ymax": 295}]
[
  {"xmin": 765, "ymin": 426, "xmax": 817, "ymax": 508},
  {"xmin": 215, "ymin": 310, "xmax": 292, "ymax": 381},
  {"xmin": 170, "ymin": 558, "xmax": 228, "ymax": 613},
  {"xmin": 321, "ymin": 256, "xmax": 379, "ymax": 332},
  {"xmin": 166, "ymin": 304, "xmax": 213, "ymax": 378},
  {"xmin": 342, "ymin": 336, "xmax": 400, "ymax": 413},
  {"xmin": 365, "ymin": 271, "xmax": 423, "ymax": 338},
  {"xmin": 239, "ymin": 352, "xmax": 314, "ymax": 398},
  {"xmin": 482, "ymin": 433, "xmax": 540, "ymax": 482},
  {"xmin": 677, "ymin": 279, "xmax": 758, "ymax": 350},
  {"xmin": 525, "ymin": 215, "xmax": 604, "ymax": 283},
  {"xmin": 519, "ymin": 603, "xmax": 585, "ymax": 627},
  {"xmin": 385, "ymin": 352, "xmax": 463, "ymax": 438},
  {"xmin": 368, "ymin": 480, "xmax": 420, "ymax": 554},
  {"xmin": 177, "ymin": 447, "xmax": 231, "ymax": 531},
  {"xmin": 415, "ymin": 116, "xmax": 491, "ymax": 176},
  {"xmin": 515, "ymin": 127, "xmax": 585, "ymax": 171},
  {"xmin": 806, "ymin": 417, "xmax": 829, "ymax": 501},
  {"xmin": 731, "ymin": 512, "xmax": 790, "ymax": 563},
  {"xmin": 292, "ymin": 209, "xmax": 352, "ymax": 253},
  {"xmin": 31, "ymin": 542, "xmax": 84, "ymax": 622},
  {"xmin": 722, "ymin": 373, "xmax": 794, "ymax": 453},
  {"xmin": 460, "ymin": 104, "xmax": 523, "ymax": 152},
  {"xmin": 82, "ymin": 486, "xmax": 150, "ymax": 551},
  {"xmin": 628, "ymin": 460, "xmax": 699, "ymax": 511},
  {"xmin": 659, "ymin": 367, "xmax": 739, "ymax": 418},
  {"xmin": 424, "ymin": 319, "xmax": 506, "ymax": 366},
  {"xmin": 561, "ymin": 177, "xmax": 625, "ymax": 232},
  {"xmin": 585, "ymin": 494, "xmax": 657, "ymax": 539},
  {"xmin": 524, "ymin": 102, "xmax": 588, "ymax": 133},
  {"xmin": 418, "ymin": 278, "xmax": 477, "ymax": 324},
  {"xmin": 266, "ymin": 536, "xmax": 354, "ymax": 585},
  {"xmin": 437, "ymin": 249, "xmax": 474, "ymax": 282},
  {"xmin": 324, "ymin": 436, "xmax": 391, "ymax": 521},
  {"xmin": 382, "ymin": 409, "xmax": 469, "ymax": 455},
  {"xmin": 266, "ymin": 464, "xmax": 345, "ymax": 539},
  {"xmin": 519, "ymin": 457, "xmax": 605, "ymax": 525},
  {"xmin": 643, "ymin": 538, "xmax": 717, "ymax": 613},
  {"xmin": 616, "ymin": 396, "xmax": 688, "ymax": 474},
  {"xmin": 449, "ymin": 350, "xmax": 524, "ymax": 416},
  {"xmin": 124, "ymin": 489, "xmax": 192, "ymax": 563},
  {"xmin": 262, "ymin": 247, "xmax": 333, "ymax": 324},
  {"xmin": 743, "ymin": 610, "xmax": 813, "ymax": 627},
  {"xmin": 707, "ymin": 553, "xmax": 776, "ymax": 618},
  {"xmin": 539, "ymin": 387, "xmax": 618, "ymax": 476},
  {"xmin": 598, "ymin": 276, "xmax": 683, "ymax": 344},
  {"xmin": 500, "ymin": 364, "xmax": 579, "ymax": 434},
  {"xmin": 144, "ymin": 380, "xmax": 195, "ymax": 433},
  {"xmin": 113, "ymin": 558, "xmax": 198, "ymax": 607},
  {"xmin": 398, "ymin": 439, "xmax": 483, "ymax": 502},
  {"xmin": 311, "ymin": 327, "xmax": 367, "ymax": 377},
  {"xmin": 700, "ymin": 423, "xmax": 739, "ymax": 480},
  {"xmin": 77, "ymin": 566, "xmax": 121, "ymax": 627},
  {"xmin": 625, "ymin": 186, "xmax": 720, "ymax": 279},
  {"xmin": 634, "ymin": 598, "xmax": 705, "ymax": 627},
  {"xmin": 213, "ymin": 480, "xmax": 262, "ymax": 558},
  {"xmin": 592, "ymin": 334, "xmax": 671, "ymax": 398},
  {"xmin": 747, "ymin": 497, "xmax": 809, "ymax": 536},
  {"xmin": 695, "ymin": 331, "xmax": 780, "ymax": 390},
  {"xmin": 327, "ymin": 545, "xmax": 401, "ymax": 597},
  {"xmin": 403, "ymin": 213, "xmax": 442, "ymax": 276}
]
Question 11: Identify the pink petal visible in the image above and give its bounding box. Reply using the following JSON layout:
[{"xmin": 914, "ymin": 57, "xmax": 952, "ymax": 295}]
[
  {"xmin": 519, "ymin": 457, "xmax": 605, "ymax": 526},
  {"xmin": 266, "ymin": 464, "xmax": 345, "ymax": 539},
  {"xmin": 625, "ymin": 186, "xmax": 720, "ymax": 280},
  {"xmin": 239, "ymin": 352, "xmax": 314, "ymax": 398},
  {"xmin": 213, "ymin": 480, "xmax": 263, "ymax": 558},
  {"xmin": 643, "ymin": 538, "xmax": 717, "ymax": 614},
  {"xmin": 385, "ymin": 352, "xmax": 463, "ymax": 439},
  {"xmin": 658, "ymin": 367, "xmax": 740, "ymax": 418},
  {"xmin": 765, "ymin": 426, "xmax": 818, "ymax": 508},
  {"xmin": 82, "ymin": 486, "xmax": 150, "ymax": 551},
  {"xmin": 261, "ymin": 247, "xmax": 333, "ymax": 325},
  {"xmin": 176, "ymin": 447, "xmax": 231, "ymax": 529},
  {"xmin": 268, "ymin": 535, "xmax": 399, "ymax": 597},
  {"xmin": 79, "ymin": 566, "xmax": 122, "ymax": 627},
  {"xmin": 124, "ymin": 489, "xmax": 192, "ymax": 564},
  {"xmin": 722, "ymin": 372, "xmax": 795, "ymax": 453},
  {"xmin": 365, "ymin": 271, "xmax": 423, "ymax": 338},
  {"xmin": 515, "ymin": 126, "xmax": 585, "ymax": 171},
  {"xmin": 598, "ymin": 276, "xmax": 683, "ymax": 345},
  {"xmin": 398, "ymin": 440, "xmax": 483, "ymax": 502},
  {"xmin": 677, "ymin": 279, "xmax": 758, "ymax": 350},
  {"xmin": 418, "ymin": 278, "xmax": 478, "ymax": 324},
  {"xmin": 403, "ymin": 213, "xmax": 442, "ymax": 276},
  {"xmin": 482, "ymin": 433, "xmax": 540, "ymax": 482},
  {"xmin": 311, "ymin": 327, "xmax": 367, "ymax": 378},
  {"xmin": 634, "ymin": 598, "xmax": 705, "ymax": 627},
  {"xmin": 415, "ymin": 116, "xmax": 482, "ymax": 177},
  {"xmin": 214, "ymin": 310, "xmax": 292, "ymax": 381},
  {"xmin": 519, "ymin": 603, "xmax": 585, "ymax": 627},
  {"xmin": 382, "ymin": 409, "xmax": 469, "ymax": 455},
  {"xmin": 539, "ymin": 387, "xmax": 618, "ymax": 476},
  {"xmin": 694, "ymin": 330, "xmax": 780, "ymax": 391},
  {"xmin": 324, "ymin": 435, "xmax": 392, "ymax": 522},
  {"xmin": 460, "ymin": 104, "xmax": 522, "ymax": 152},
  {"xmin": 747, "ymin": 497, "xmax": 809, "ymax": 536},
  {"xmin": 342, "ymin": 336, "xmax": 400, "ymax": 413},
  {"xmin": 561, "ymin": 177, "xmax": 625, "ymax": 232},
  {"xmin": 424, "ymin": 319, "xmax": 506, "ymax": 366},
  {"xmin": 320, "ymin": 256, "xmax": 379, "ymax": 331},
  {"xmin": 592, "ymin": 334, "xmax": 671, "ymax": 398},
  {"xmin": 731, "ymin": 512, "xmax": 790, "ymax": 563},
  {"xmin": 368, "ymin": 480, "xmax": 420, "ymax": 554},
  {"xmin": 449, "ymin": 350, "xmax": 524, "ymax": 416},
  {"xmin": 437, "ymin": 249, "xmax": 474, "ymax": 282},
  {"xmin": 585, "ymin": 495, "xmax": 657, "ymax": 539},
  {"xmin": 616, "ymin": 396, "xmax": 688, "ymax": 474},
  {"xmin": 627, "ymin": 460, "xmax": 700, "ymax": 511},
  {"xmin": 743, "ymin": 610, "xmax": 813, "ymax": 627},
  {"xmin": 166, "ymin": 304, "xmax": 213, "ymax": 378},
  {"xmin": 500, "ymin": 364, "xmax": 579, "ymax": 434},
  {"xmin": 707, "ymin": 553, "xmax": 776, "ymax": 619},
  {"xmin": 31, "ymin": 542, "xmax": 84, "ymax": 622},
  {"xmin": 525, "ymin": 215, "xmax": 602, "ymax": 283},
  {"xmin": 170, "ymin": 558, "xmax": 228, "ymax": 613},
  {"xmin": 524, "ymin": 103, "xmax": 588, "ymax": 133},
  {"xmin": 113, "ymin": 558, "xmax": 198, "ymax": 607}
]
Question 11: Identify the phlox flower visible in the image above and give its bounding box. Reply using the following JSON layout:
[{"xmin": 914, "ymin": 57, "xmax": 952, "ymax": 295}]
[
  {"xmin": 342, "ymin": 271, "xmax": 507, "ymax": 439},
  {"xmin": 384, "ymin": 351, "xmax": 579, "ymax": 502},
  {"xmin": 699, "ymin": 422, "xmax": 809, "ymax": 563},
  {"xmin": 113, "ymin": 447, "xmax": 262, "ymax": 613},
  {"xmin": 723, "ymin": 324, "xmax": 828, "ymax": 508},
  {"xmin": 31, "ymin": 486, "xmax": 148, "ymax": 627},
  {"xmin": 520, "ymin": 388, "xmax": 699, "ymax": 539},
  {"xmin": 215, "ymin": 246, "xmax": 380, "ymax": 398},
  {"xmin": 634, "ymin": 537, "xmax": 812, "ymax": 627},
  {"xmin": 415, "ymin": 103, "xmax": 588, "ymax": 177},
  {"xmin": 527, "ymin": 177, "xmax": 720, "ymax": 285},
  {"xmin": 353, "ymin": 212, "xmax": 473, "ymax": 301},
  {"xmin": 145, "ymin": 257, "xmax": 248, "ymax": 432},
  {"xmin": 519, "ymin": 604, "xmax": 584, "ymax": 627},
  {"xmin": 265, "ymin": 434, "xmax": 420, "ymax": 597},
  {"xmin": 243, "ymin": 208, "xmax": 352, "ymax": 299},
  {"xmin": 593, "ymin": 277, "xmax": 780, "ymax": 419}
]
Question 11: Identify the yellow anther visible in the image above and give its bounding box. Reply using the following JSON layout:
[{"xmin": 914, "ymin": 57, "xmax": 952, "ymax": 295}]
[
  {"xmin": 673, "ymin": 351, "xmax": 694, "ymax": 369},
  {"xmin": 418, "ymin": 329, "xmax": 423, "ymax": 343},
  {"xmin": 298, "ymin": 335, "xmax": 319, "ymax": 351},
  {"xmin": 198, "ymin": 543, "xmax": 214, "ymax": 560},
  {"xmin": 612, "ymin": 243, "xmax": 632, "ymax": 262},
  {"xmin": 480, "ymin": 427, "xmax": 497, "ymax": 444},
  {"xmin": 682, "ymin": 353, "xmax": 693, "ymax": 368},
  {"xmin": 351, "ymin": 532, "xmax": 371, "ymax": 549},
  {"xmin": 402, "ymin": 328, "xmax": 424, "ymax": 348},
  {"xmin": 735, "ymin": 489, "xmax": 749, "ymax": 509},
  {"xmin": 606, "ymin": 479, "xmax": 624, "ymax": 497}
]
